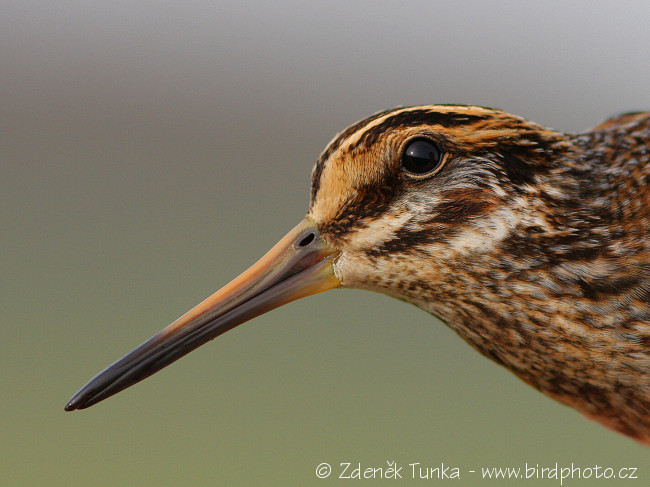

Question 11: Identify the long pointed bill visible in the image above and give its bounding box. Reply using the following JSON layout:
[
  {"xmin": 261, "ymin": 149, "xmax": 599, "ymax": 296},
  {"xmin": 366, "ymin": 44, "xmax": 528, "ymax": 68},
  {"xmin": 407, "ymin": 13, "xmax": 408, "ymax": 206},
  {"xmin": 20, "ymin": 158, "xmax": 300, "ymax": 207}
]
[{"xmin": 65, "ymin": 217, "xmax": 340, "ymax": 411}]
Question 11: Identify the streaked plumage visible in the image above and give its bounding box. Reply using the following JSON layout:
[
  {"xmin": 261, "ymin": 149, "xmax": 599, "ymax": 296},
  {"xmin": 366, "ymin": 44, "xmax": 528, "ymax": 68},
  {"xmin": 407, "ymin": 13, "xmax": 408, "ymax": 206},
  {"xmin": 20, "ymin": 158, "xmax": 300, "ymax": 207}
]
[
  {"xmin": 66, "ymin": 105, "xmax": 650, "ymax": 445},
  {"xmin": 311, "ymin": 105, "xmax": 650, "ymax": 443}
]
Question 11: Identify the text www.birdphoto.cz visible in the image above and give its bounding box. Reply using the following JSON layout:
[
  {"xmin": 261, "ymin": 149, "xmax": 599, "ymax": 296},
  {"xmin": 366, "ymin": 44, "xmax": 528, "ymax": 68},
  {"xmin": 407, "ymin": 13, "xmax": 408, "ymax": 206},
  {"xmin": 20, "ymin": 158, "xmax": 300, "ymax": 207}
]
[{"xmin": 314, "ymin": 461, "xmax": 639, "ymax": 483}]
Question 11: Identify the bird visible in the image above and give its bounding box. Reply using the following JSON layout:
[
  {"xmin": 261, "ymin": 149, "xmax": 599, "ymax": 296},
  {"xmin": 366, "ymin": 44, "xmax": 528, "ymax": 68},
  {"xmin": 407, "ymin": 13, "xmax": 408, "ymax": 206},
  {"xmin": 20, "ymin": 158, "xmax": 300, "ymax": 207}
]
[{"xmin": 65, "ymin": 105, "xmax": 650, "ymax": 445}]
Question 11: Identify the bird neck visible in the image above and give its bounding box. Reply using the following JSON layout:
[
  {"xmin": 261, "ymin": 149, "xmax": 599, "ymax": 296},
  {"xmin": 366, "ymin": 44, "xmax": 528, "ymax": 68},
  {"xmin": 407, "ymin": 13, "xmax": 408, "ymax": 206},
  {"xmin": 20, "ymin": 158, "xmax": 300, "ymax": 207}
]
[{"xmin": 338, "ymin": 127, "xmax": 650, "ymax": 441}]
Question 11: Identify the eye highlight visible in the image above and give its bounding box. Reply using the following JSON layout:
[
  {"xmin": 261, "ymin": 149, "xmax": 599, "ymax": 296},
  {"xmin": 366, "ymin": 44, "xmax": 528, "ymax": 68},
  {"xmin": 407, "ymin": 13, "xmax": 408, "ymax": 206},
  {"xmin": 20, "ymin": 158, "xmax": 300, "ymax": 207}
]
[{"xmin": 400, "ymin": 138, "xmax": 443, "ymax": 176}]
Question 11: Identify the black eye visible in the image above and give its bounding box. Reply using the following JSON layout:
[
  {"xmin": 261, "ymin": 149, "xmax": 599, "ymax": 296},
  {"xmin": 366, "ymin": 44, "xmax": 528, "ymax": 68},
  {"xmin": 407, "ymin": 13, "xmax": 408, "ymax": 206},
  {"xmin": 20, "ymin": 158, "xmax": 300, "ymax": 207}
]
[{"xmin": 401, "ymin": 138, "xmax": 442, "ymax": 176}]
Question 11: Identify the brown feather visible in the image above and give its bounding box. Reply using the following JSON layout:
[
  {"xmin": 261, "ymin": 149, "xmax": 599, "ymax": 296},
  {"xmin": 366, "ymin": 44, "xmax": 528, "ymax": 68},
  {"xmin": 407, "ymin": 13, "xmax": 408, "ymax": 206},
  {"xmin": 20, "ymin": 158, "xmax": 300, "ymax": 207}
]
[{"xmin": 309, "ymin": 105, "xmax": 650, "ymax": 444}]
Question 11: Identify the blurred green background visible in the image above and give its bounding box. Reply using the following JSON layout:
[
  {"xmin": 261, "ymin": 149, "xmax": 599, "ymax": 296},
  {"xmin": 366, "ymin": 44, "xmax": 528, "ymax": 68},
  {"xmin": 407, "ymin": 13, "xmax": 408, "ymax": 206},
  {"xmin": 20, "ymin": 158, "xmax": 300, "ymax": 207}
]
[{"xmin": 3, "ymin": 1, "xmax": 649, "ymax": 485}]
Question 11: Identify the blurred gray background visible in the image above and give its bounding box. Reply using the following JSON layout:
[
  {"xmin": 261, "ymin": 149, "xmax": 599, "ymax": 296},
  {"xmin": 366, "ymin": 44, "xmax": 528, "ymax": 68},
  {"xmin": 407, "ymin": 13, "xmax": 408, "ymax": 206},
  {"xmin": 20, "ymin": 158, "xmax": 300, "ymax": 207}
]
[{"xmin": 3, "ymin": 1, "xmax": 649, "ymax": 485}]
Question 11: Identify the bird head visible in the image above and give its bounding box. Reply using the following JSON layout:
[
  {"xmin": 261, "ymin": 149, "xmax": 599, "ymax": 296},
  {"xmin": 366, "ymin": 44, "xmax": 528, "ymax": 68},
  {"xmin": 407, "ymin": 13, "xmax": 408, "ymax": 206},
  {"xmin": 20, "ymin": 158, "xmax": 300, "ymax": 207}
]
[
  {"xmin": 310, "ymin": 105, "xmax": 572, "ymax": 317},
  {"xmin": 65, "ymin": 105, "xmax": 574, "ymax": 411}
]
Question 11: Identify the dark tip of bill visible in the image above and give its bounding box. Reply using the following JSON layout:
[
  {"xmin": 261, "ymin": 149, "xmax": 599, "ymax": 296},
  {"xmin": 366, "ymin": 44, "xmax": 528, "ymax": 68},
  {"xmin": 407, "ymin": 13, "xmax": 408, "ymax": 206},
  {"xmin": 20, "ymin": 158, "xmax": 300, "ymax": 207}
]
[
  {"xmin": 64, "ymin": 399, "xmax": 78, "ymax": 411},
  {"xmin": 64, "ymin": 393, "xmax": 87, "ymax": 411}
]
